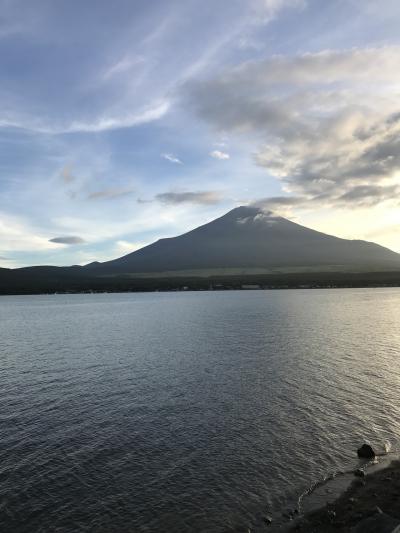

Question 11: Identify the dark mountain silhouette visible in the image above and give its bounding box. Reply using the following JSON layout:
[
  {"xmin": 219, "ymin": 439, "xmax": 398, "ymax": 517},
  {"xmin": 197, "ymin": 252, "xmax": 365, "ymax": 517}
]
[
  {"xmin": 1, "ymin": 206, "xmax": 400, "ymax": 293},
  {"xmin": 86, "ymin": 206, "xmax": 400, "ymax": 275}
]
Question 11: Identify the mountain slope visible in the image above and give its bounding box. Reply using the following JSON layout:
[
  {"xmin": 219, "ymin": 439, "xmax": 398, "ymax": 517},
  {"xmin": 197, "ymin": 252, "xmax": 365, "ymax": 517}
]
[{"xmin": 87, "ymin": 206, "xmax": 400, "ymax": 275}]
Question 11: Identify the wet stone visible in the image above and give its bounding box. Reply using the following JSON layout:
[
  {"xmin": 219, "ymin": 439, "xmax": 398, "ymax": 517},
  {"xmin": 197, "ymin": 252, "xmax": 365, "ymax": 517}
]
[{"xmin": 357, "ymin": 444, "xmax": 376, "ymax": 459}]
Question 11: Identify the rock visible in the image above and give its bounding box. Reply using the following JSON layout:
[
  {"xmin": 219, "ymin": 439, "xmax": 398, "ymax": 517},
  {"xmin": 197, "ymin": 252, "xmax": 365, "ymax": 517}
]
[
  {"xmin": 357, "ymin": 443, "xmax": 376, "ymax": 459},
  {"xmin": 354, "ymin": 468, "xmax": 366, "ymax": 477},
  {"xmin": 263, "ymin": 516, "xmax": 273, "ymax": 525},
  {"xmin": 327, "ymin": 510, "xmax": 336, "ymax": 520}
]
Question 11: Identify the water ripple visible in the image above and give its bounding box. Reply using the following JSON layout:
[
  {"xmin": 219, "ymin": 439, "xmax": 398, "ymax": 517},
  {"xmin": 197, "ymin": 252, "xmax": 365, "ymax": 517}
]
[{"xmin": 1, "ymin": 289, "xmax": 400, "ymax": 532}]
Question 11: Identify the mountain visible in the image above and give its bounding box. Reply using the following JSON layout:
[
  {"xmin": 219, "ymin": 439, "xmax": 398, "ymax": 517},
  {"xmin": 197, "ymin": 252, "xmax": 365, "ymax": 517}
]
[
  {"xmin": 86, "ymin": 206, "xmax": 400, "ymax": 276},
  {"xmin": 2, "ymin": 206, "xmax": 400, "ymax": 294}
]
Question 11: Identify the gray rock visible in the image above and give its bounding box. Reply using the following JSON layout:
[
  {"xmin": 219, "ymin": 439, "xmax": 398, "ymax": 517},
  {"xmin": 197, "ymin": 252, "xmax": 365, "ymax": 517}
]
[{"xmin": 357, "ymin": 443, "xmax": 376, "ymax": 459}]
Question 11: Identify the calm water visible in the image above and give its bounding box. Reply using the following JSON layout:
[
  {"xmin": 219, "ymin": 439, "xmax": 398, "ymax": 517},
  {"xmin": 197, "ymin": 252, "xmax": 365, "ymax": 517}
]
[{"xmin": 1, "ymin": 289, "xmax": 400, "ymax": 532}]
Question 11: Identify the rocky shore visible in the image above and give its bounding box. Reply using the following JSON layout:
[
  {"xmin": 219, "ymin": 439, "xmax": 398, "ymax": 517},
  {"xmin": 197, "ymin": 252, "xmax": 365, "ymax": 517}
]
[{"xmin": 286, "ymin": 459, "xmax": 400, "ymax": 532}]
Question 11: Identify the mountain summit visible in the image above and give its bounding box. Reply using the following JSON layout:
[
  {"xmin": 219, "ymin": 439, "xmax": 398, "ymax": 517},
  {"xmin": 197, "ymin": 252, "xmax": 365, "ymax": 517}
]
[{"xmin": 87, "ymin": 206, "xmax": 400, "ymax": 275}]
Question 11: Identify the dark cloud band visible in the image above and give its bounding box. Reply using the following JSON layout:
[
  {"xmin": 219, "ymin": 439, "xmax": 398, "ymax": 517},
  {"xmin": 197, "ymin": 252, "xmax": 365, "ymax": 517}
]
[
  {"xmin": 49, "ymin": 236, "xmax": 85, "ymax": 245},
  {"xmin": 155, "ymin": 191, "xmax": 223, "ymax": 205}
]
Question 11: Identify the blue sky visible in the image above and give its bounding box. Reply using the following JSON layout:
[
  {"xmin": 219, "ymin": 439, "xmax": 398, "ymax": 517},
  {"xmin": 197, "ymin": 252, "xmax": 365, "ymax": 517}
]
[{"xmin": 1, "ymin": 0, "xmax": 400, "ymax": 267}]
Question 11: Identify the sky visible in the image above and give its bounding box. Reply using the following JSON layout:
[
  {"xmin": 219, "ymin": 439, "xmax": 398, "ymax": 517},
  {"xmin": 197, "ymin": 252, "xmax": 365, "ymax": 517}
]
[{"xmin": 1, "ymin": 0, "xmax": 400, "ymax": 267}]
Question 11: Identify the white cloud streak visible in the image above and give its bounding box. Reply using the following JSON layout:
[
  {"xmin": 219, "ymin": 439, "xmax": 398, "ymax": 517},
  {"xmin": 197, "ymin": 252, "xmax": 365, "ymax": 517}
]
[
  {"xmin": 0, "ymin": 100, "xmax": 170, "ymax": 134},
  {"xmin": 162, "ymin": 153, "xmax": 183, "ymax": 164}
]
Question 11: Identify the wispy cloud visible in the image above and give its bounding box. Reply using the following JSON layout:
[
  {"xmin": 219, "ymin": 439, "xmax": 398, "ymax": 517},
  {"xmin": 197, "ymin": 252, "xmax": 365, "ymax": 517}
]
[
  {"xmin": 155, "ymin": 190, "xmax": 223, "ymax": 205},
  {"xmin": 87, "ymin": 188, "xmax": 134, "ymax": 201},
  {"xmin": 162, "ymin": 153, "xmax": 183, "ymax": 164},
  {"xmin": 66, "ymin": 101, "xmax": 170, "ymax": 134},
  {"xmin": 210, "ymin": 150, "xmax": 230, "ymax": 160},
  {"xmin": 0, "ymin": 100, "xmax": 170, "ymax": 134}
]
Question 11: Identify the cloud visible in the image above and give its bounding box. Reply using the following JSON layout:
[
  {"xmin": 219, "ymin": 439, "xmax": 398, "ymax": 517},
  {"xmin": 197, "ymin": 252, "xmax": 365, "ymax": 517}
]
[
  {"xmin": 162, "ymin": 153, "xmax": 183, "ymax": 164},
  {"xmin": 0, "ymin": 256, "xmax": 9, "ymax": 261},
  {"xmin": 187, "ymin": 46, "xmax": 400, "ymax": 209},
  {"xmin": 0, "ymin": 0, "xmax": 304, "ymax": 144},
  {"xmin": 136, "ymin": 197, "xmax": 152, "ymax": 204},
  {"xmin": 49, "ymin": 236, "xmax": 86, "ymax": 245},
  {"xmin": 65, "ymin": 101, "xmax": 170, "ymax": 134},
  {"xmin": 87, "ymin": 188, "xmax": 134, "ymax": 200},
  {"xmin": 210, "ymin": 150, "xmax": 230, "ymax": 160},
  {"xmin": 252, "ymin": 195, "xmax": 308, "ymax": 215},
  {"xmin": 252, "ymin": 182, "xmax": 400, "ymax": 216},
  {"xmin": 0, "ymin": 100, "xmax": 170, "ymax": 134},
  {"xmin": 254, "ymin": 196, "xmax": 306, "ymax": 207},
  {"xmin": 155, "ymin": 190, "xmax": 223, "ymax": 205},
  {"xmin": 337, "ymin": 184, "xmax": 400, "ymax": 206}
]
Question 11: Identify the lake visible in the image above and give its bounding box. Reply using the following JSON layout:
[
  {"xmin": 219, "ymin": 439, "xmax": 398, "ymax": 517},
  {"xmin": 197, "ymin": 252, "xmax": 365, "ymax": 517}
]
[{"xmin": 1, "ymin": 289, "xmax": 400, "ymax": 532}]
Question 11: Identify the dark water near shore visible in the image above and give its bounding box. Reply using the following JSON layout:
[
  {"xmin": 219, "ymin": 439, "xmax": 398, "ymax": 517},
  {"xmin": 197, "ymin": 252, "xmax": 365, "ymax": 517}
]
[{"xmin": 1, "ymin": 289, "xmax": 400, "ymax": 532}]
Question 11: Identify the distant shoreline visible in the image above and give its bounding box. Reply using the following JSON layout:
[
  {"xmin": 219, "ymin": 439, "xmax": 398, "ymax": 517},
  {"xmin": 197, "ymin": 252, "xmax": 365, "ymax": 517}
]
[
  {"xmin": 1, "ymin": 269, "xmax": 400, "ymax": 296},
  {"xmin": 1, "ymin": 284, "xmax": 400, "ymax": 296},
  {"xmin": 2, "ymin": 285, "xmax": 400, "ymax": 297}
]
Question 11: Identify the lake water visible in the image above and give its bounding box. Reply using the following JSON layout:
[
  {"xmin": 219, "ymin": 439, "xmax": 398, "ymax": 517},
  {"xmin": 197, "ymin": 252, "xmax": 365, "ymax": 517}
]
[{"xmin": 1, "ymin": 289, "xmax": 400, "ymax": 532}]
